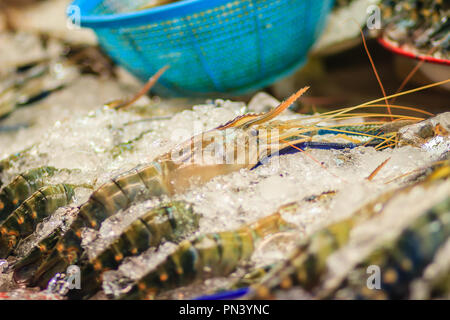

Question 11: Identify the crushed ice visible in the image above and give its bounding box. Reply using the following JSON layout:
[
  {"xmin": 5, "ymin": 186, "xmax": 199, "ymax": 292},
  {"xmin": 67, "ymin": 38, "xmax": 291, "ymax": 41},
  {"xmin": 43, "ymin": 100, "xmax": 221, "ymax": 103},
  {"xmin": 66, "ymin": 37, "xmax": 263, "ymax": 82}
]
[{"xmin": 1, "ymin": 85, "xmax": 449, "ymax": 298}]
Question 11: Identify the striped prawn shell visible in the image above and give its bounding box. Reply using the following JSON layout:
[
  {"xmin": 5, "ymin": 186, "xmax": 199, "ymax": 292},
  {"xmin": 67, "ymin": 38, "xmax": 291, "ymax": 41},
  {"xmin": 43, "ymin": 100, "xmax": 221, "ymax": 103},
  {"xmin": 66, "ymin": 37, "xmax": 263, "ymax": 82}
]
[
  {"xmin": 249, "ymin": 192, "xmax": 399, "ymax": 299},
  {"xmin": 31, "ymin": 161, "xmax": 172, "ymax": 288},
  {"xmin": 251, "ymin": 218, "xmax": 356, "ymax": 299},
  {"xmin": 12, "ymin": 207, "xmax": 79, "ymax": 284},
  {"xmin": 30, "ymin": 116, "xmax": 276, "ymax": 288},
  {"xmin": 76, "ymin": 163, "xmax": 169, "ymax": 230},
  {"xmin": 69, "ymin": 201, "xmax": 199, "ymax": 299},
  {"xmin": 13, "ymin": 228, "xmax": 63, "ymax": 283},
  {"xmin": 231, "ymin": 264, "xmax": 276, "ymax": 289},
  {"xmin": 329, "ymin": 196, "xmax": 450, "ymax": 300},
  {"xmin": 0, "ymin": 184, "xmax": 75, "ymax": 258},
  {"xmin": 250, "ymin": 162, "xmax": 450, "ymax": 299},
  {"xmin": 121, "ymin": 212, "xmax": 293, "ymax": 300},
  {"xmin": 0, "ymin": 167, "xmax": 58, "ymax": 223}
]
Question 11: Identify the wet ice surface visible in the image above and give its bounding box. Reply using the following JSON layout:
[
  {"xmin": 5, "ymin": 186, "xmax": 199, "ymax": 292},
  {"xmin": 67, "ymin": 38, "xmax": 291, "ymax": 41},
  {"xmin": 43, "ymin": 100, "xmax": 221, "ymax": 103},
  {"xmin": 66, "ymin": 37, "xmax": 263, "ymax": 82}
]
[
  {"xmin": 0, "ymin": 98, "xmax": 246, "ymax": 186},
  {"xmin": 178, "ymin": 144, "xmax": 439, "ymax": 235},
  {"xmin": 319, "ymin": 178, "xmax": 450, "ymax": 297},
  {"xmin": 101, "ymin": 137, "xmax": 448, "ymax": 299}
]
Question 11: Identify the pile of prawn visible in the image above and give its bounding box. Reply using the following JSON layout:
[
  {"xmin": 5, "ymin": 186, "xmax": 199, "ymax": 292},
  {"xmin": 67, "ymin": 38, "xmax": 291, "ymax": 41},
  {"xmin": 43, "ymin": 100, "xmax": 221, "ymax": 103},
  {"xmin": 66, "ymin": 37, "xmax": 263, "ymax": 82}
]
[{"xmin": 0, "ymin": 65, "xmax": 448, "ymax": 299}]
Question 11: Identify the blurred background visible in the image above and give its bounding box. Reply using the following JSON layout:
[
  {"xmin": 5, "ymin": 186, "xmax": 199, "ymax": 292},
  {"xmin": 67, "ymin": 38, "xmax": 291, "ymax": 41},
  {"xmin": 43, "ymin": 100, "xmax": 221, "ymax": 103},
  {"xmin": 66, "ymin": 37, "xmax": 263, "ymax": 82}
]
[{"xmin": 0, "ymin": 0, "xmax": 448, "ymax": 123}]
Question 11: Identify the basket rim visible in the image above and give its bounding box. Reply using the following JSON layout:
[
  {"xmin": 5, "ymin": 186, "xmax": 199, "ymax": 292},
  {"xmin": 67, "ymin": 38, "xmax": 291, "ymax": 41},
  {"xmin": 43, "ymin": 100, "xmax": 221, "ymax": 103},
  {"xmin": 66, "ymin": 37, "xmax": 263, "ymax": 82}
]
[
  {"xmin": 70, "ymin": 0, "xmax": 242, "ymax": 29},
  {"xmin": 378, "ymin": 36, "xmax": 450, "ymax": 66}
]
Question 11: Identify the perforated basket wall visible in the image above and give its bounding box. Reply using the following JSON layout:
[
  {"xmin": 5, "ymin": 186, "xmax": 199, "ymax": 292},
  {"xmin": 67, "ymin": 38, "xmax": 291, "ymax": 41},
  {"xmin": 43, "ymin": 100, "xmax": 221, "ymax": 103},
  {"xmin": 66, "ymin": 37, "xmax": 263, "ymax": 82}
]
[{"xmin": 72, "ymin": 0, "xmax": 334, "ymax": 96}]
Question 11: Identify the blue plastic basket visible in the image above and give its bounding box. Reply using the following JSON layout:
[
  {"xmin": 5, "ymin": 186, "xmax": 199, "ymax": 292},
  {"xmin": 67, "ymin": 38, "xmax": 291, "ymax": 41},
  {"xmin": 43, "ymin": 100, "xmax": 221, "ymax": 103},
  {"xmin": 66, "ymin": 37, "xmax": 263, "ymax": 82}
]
[{"xmin": 71, "ymin": 0, "xmax": 334, "ymax": 97}]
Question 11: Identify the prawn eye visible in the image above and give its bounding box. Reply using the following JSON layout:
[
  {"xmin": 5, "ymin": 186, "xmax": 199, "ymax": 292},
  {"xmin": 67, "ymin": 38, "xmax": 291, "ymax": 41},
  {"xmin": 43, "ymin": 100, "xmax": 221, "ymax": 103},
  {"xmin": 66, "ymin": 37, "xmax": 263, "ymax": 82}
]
[{"xmin": 249, "ymin": 129, "xmax": 258, "ymax": 137}]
